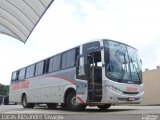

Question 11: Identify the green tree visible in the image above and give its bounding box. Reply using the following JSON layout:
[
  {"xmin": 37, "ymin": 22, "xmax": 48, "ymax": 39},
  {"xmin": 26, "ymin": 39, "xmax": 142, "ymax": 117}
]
[{"xmin": 0, "ymin": 84, "xmax": 9, "ymax": 96}]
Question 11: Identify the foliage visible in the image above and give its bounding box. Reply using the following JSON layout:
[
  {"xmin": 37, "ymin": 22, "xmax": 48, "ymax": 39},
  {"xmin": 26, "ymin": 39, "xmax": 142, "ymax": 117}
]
[{"xmin": 0, "ymin": 84, "xmax": 9, "ymax": 96}]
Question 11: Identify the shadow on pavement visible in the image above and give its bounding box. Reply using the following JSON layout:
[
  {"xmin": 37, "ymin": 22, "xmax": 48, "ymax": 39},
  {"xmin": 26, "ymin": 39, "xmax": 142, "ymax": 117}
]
[{"xmin": 34, "ymin": 105, "xmax": 136, "ymax": 113}]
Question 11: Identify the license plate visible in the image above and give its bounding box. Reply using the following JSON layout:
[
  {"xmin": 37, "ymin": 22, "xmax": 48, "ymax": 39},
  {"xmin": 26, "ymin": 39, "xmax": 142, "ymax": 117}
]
[{"xmin": 128, "ymin": 97, "xmax": 135, "ymax": 101}]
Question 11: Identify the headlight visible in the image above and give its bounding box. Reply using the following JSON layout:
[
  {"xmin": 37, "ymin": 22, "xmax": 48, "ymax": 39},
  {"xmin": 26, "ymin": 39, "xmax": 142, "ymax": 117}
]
[
  {"xmin": 107, "ymin": 85, "xmax": 123, "ymax": 94},
  {"xmin": 139, "ymin": 89, "xmax": 144, "ymax": 94}
]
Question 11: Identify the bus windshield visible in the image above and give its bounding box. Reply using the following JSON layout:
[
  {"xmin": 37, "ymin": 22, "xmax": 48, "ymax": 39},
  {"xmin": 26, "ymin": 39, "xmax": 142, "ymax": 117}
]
[{"xmin": 104, "ymin": 40, "xmax": 142, "ymax": 84}]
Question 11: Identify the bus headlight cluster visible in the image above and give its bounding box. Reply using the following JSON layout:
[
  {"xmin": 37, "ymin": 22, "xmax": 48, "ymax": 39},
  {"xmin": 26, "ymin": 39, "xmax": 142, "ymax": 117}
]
[
  {"xmin": 139, "ymin": 89, "xmax": 144, "ymax": 95},
  {"xmin": 107, "ymin": 86, "xmax": 123, "ymax": 94}
]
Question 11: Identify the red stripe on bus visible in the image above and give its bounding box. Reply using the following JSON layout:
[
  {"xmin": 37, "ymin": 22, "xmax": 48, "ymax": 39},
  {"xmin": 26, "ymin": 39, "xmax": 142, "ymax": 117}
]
[
  {"xmin": 46, "ymin": 75, "xmax": 76, "ymax": 86},
  {"xmin": 11, "ymin": 81, "xmax": 29, "ymax": 90},
  {"xmin": 76, "ymin": 96, "xmax": 85, "ymax": 104}
]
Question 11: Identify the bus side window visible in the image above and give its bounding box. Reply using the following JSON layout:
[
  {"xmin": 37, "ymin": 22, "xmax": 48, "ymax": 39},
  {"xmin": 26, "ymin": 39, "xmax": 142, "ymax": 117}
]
[
  {"xmin": 11, "ymin": 71, "xmax": 17, "ymax": 82},
  {"xmin": 48, "ymin": 57, "xmax": 54, "ymax": 73},
  {"xmin": 62, "ymin": 49, "xmax": 76, "ymax": 69},
  {"xmin": 35, "ymin": 61, "xmax": 45, "ymax": 76},
  {"xmin": 76, "ymin": 55, "xmax": 87, "ymax": 80},
  {"xmin": 15, "ymin": 70, "xmax": 20, "ymax": 81},
  {"xmin": 19, "ymin": 68, "xmax": 26, "ymax": 80},
  {"xmin": 26, "ymin": 64, "xmax": 35, "ymax": 79},
  {"xmin": 48, "ymin": 54, "xmax": 61, "ymax": 73},
  {"xmin": 52, "ymin": 54, "xmax": 61, "ymax": 72},
  {"xmin": 62, "ymin": 52, "xmax": 67, "ymax": 69}
]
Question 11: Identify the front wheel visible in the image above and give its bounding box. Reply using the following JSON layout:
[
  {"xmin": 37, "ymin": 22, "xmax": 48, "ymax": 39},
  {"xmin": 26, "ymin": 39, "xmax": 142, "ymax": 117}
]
[
  {"xmin": 66, "ymin": 92, "xmax": 86, "ymax": 111},
  {"xmin": 97, "ymin": 104, "xmax": 111, "ymax": 110},
  {"xmin": 21, "ymin": 95, "xmax": 35, "ymax": 108}
]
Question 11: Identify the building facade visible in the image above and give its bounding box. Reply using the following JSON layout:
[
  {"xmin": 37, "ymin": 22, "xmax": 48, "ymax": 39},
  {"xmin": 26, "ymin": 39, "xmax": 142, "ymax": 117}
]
[{"xmin": 141, "ymin": 69, "xmax": 160, "ymax": 105}]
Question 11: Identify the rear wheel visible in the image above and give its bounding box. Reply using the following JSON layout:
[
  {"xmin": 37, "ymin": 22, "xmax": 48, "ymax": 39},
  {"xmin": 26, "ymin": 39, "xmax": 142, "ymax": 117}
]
[
  {"xmin": 4, "ymin": 96, "xmax": 9, "ymax": 105},
  {"xmin": 66, "ymin": 92, "xmax": 86, "ymax": 111},
  {"xmin": 97, "ymin": 104, "xmax": 111, "ymax": 110},
  {"xmin": 21, "ymin": 95, "xmax": 35, "ymax": 108},
  {"xmin": 47, "ymin": 103, "xmax": 57, "ymax": 109}
]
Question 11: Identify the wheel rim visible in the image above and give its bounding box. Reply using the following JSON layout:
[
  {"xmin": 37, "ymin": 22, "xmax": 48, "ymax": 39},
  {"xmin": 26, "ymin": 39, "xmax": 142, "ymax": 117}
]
[
  {"xmin": 71, "ymin": 96, "xmax": 76, "ymax": 106},
  {"xmin": 71, "ymin": 96, "xmax": 77, "ymax": 106}
]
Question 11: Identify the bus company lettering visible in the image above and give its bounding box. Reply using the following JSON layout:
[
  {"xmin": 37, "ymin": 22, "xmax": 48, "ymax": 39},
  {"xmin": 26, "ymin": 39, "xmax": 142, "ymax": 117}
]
[
  {"xmin": 11, "ymin": 81, "xmax": 29, "ymax": 90},
  {"xmin": 126, "ymin": 87, "xmax": 137, "ymax": 92}
]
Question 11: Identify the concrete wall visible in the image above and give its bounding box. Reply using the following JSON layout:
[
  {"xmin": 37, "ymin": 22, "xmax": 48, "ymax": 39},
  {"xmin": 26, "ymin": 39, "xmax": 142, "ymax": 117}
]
[{"xmin": 141, "ymin": 69, "xmax": 160, "ymax": 105}]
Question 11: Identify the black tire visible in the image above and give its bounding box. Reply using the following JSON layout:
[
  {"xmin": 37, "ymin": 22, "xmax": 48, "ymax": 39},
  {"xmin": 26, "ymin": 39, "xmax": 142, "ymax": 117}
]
[
  {"xmin": 21, "ymin": 95, "xmax": 35, "ymax": 108},
  {"xmin": 66, "ymin": 92, "xmax": 86, "ymax": 111},
  {"xmin": 61, "ymin": 103, "xmax": 67, "ymax": 110},
  {"xmin": 47, "ymin": 103, "xmax": 57, "ymax": 109},
  {"xmin": 97, "ymin": 104, "xmax": 111, "ymax": 110},
  {"xmin": 4, "ymin": 96, "xmax": 9, "ymax": 105}
]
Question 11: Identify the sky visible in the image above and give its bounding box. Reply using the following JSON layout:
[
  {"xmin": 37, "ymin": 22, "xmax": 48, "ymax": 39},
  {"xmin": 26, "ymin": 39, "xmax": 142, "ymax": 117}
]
[{"xmin": 0, "ymin": 0, "xmax": 160, "ymax": 85}]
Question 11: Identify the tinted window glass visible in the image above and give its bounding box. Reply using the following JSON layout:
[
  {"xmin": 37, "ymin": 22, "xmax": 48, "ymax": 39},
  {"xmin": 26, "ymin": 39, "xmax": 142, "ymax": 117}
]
[
  {"xmin": 35, "ymin": 61, "xmax": 44, "ymax": 76},
  {"xmin": 62, "ymin": 53, "xmax": 67, "ymax": 69},
  {"xmin": 83, "ymin": 41, "xmax": 100, "ymax": 53},
  {"xmin": 11, "ymin": 71, "xmax": 17, "ymax": 81},
  {"xmin": 62, "ymin": 49, "xmax": 75, "ymax": 69},
  {"xmin": 53, "ymin": 55, "xmax": 61, "ymax": 71},
  {"xmin": 67, "ymin": 50, "xmax": 75, "ymax": 68},
  {"xmin": 26, "ymin": 65, "xmax": 35, "ymax": 78},
  {"xmin": 19, "ymin": 68, "xmax": 26, "ymax": 80},
  {"xmin": 49, "ymin": 57, "xmax": 54, "ymax": 72},
  {"xmin": 49, "ymin": 54, "xmax": 61, "ymax": 72}
]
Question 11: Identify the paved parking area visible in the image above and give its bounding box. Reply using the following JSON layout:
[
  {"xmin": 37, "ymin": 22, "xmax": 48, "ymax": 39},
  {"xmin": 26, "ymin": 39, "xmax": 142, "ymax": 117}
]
[{"xmin": 0, "ymin": 105, "xmax": 160, "ymax": 120}]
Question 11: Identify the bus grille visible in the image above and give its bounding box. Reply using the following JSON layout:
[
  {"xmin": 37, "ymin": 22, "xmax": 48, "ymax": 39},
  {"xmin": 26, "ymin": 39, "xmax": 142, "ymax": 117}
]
[
  {"xmin": 118, "ymin": 97, "xmax": 140, "ymax": 101},
  {"xmin": 123, "ymin": 91, "xmax": 139, "ymax": 94}
]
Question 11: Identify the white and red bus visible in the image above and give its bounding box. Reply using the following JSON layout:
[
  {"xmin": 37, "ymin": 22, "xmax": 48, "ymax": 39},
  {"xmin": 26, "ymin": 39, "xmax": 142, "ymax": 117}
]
[{"xmin": 9, "ymin": 39, "xmax": 144, "ymax": 111}]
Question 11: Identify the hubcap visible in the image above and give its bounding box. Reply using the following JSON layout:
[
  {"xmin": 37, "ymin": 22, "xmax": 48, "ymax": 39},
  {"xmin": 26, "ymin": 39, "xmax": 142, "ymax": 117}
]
[{"xmin": 71, "ymin": 96, "xmax": 79, "ymax": 107}]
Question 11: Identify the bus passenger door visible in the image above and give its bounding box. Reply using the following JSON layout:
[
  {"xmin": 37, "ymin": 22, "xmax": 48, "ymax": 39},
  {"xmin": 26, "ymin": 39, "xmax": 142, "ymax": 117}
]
[
  {"xmin": 76, "ymin": 55, "xmax": 88, "ymax": 104},
  {"xmin": 87, "ymin": 51, "xmax": 102, "ymax": 102}
]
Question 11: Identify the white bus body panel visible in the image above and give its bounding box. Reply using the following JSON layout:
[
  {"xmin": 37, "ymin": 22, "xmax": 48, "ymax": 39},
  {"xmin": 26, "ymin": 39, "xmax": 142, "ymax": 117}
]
[
  {"xmin": 76, "ymin": 79, "xmax": 88, "ymax": 104},
  {"xmin": 9, "ymin": 68, "xmax": 77, "ymax": 104},
  {"xmin": 101, "ymin": 78, "xmax": 144, "ymax": 104}
]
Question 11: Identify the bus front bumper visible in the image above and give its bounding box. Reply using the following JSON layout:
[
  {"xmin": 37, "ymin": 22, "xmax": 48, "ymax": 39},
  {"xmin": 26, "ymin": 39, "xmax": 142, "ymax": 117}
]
[{"xmin": 101, "ymin": 86, "xmax": 144, "ymax": 104}]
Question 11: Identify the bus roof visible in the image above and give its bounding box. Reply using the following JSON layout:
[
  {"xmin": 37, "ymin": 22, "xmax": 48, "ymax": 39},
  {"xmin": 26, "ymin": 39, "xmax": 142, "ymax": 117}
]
[{"xmin": 80, "ymin": 39, "xmax": 137, "ymax": 50}]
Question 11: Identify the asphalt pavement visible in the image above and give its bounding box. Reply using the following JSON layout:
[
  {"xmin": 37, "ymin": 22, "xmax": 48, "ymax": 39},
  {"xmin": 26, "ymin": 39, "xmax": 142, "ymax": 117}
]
[{"xmin": 0, "ymin": 105, "xmax": 160, "ymax": 120}]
